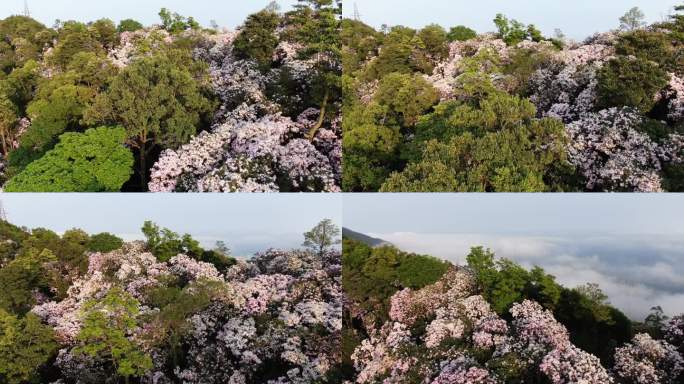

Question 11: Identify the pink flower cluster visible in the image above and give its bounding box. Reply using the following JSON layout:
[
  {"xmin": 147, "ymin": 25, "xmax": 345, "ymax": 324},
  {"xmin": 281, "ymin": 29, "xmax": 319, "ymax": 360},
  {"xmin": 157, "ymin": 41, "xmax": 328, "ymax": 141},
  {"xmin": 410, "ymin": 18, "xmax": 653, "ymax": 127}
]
[
  {"xmin": 509, "ymin": 300, "xmax": 570, "ymax": 355},
  {"xmin": 431, "ymin": 356, "xmax": 498, "ymax": 384},
  {"xmin": 665, "ymin": 74, "xmax": 684, "ymax": 122},
  {"xmin": 614, "ymin": 333, "xmax": 684, "ymax": 384},
  {"xmin": 168, "ymin": 254, "xmax": 223, "ymax": 282},
  {"xmin": 173, "ymin": 247, "xmax": 342, "ymax": 384},
  {"xmin": 147, "ymin": 28, "xmax": 341, "ymax": 193},
  {"xmin": 149, "ymin": 112, "xmax": 340, "ymax": 192},
  {"xmin": 665, "ymin": 315, "xmax": 684, "ymax": 352},
  {"xmin": 529, "ymin": 64, "xmax": 600, "ymax": 123},
  {"xmin": 28, "ymin": 236, "xmax": 341, "ymax": 384},
  {"xmin": 566, "ymin": 108, "xmax": 682, "ymax": 191},
  {"xmin": 540, "ymin": 345, "xmax": 614, "ymax": 384},
  {"xmin": 388, "ymin": 268, "xmax": 476, "ymax": 325},
  {"xmin": 353, "ymin": 269, "xmax": 621, "ymax": 383}
]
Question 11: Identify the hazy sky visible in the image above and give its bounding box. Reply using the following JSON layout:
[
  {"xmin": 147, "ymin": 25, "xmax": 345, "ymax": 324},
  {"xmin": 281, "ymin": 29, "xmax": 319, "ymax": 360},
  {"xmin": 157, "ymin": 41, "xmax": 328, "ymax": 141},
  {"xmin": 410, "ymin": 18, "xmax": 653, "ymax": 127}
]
[
  {"xmin": 344, "ymin": 194, "xmax": 684, "ymax": 320},
  {"xmin": 0, "ymin": 0, "xmax": 299, "ymax": 29},
  {"xmin": 345, "ymin": 0, "xmax": 680, "ymax": 40},
  {"xmin": 2, "ymin": 193, "xmax": 342, "ymax": 257}
]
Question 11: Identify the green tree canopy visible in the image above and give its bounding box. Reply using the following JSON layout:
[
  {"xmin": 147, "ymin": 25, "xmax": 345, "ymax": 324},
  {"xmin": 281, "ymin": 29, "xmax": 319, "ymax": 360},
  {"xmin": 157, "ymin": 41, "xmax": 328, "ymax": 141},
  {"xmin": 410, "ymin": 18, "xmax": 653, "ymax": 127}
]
[
  {"xmin": 615, "ymin": 30, "xmax": 676, "ymax": 73},
  {"xmin": 363, "ymin": 26, "xmax": 418, "ymax": 79},
  {"xmin": 4, "ymin": 126, "xmax": 134, "ymax": 192},
  {"xmin": 74, "ymin": 288, "xmax": 153, "ymax": 382},
  {"xmin": 87, "ymin": 232, "xmax": 124, "ymax": 253},
  {"xmin": 493, "ymin": 13, "xmax": 544, "ymax": 45},
  {"xmin": 84, "ymin": 52, "xmax": 213, "ymax": 190},
  {"xmin": 302, "ymin": 218, "xmax": 341, "ymax": 256},
  {"xmin": 20, "ymin": 83, "xmax": 97, "ymax": 155},
  {"xmin": 381, "ymin": 92, "xmax": 574, "ymax": 192},
  {"xmin": 374, "ymin": 72, "xmax": 440, "ymax": 128},
  {"xmin": 619, "ymin": 7, "xmax": 646, "ymax": 31},
  {"xmin": 416, "ymin": 24, "xmax": 449, "ymax": 63},
  {"xmin": 233, "ymin": 9, "xmax": 281, "ymax": 68},
  {"xmin": 89, "ymin": 18, "xmax": 119, "ymax": 49},
  {"xmin": 158, "ymin": 8, "xmax": 200, "ymax": 34},
  {"xmin": 49, "ymin": 21, "xmax": 104, "ymax": 70},
  {"xmin": 141, "ymin": 221, "xmax": 235, "ymax": 269},
  {"xmin": 596, "ymin": 56, "xmax": 669, "ymax": 113},
  {"xmin": 342, "ymin": 102, "xmax": 402, "ymax": 192},
  {"xmin": 0, "ymin": 93, "xmax": 18, "ymax": 155},
  {"xmin": 447, "ymin": 25, "xmax": 477, "ymax": 42},
  {"xmin": 0, "ymin": 310, "xmax": 58, "ymax": 384},
  {"xmin": 0, "ymin": 16, "xmax": 54, "ymax": 74},
  {"xmin": 341, "ymin": 19, "xmax": 382, "ymax": 73},
  {"xmin": 0, "ymin": 248, "xmax": 56, "ymax": 314},
  {"xmin": 117, "ymin": 19, "xmax": 144, "ymax": 33}
]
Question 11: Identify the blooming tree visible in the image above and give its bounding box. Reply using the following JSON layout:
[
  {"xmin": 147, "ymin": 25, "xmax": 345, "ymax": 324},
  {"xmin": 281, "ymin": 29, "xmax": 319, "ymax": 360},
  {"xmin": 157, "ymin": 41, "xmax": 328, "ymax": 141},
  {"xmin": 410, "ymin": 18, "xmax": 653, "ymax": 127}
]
[
  {"xmin": 352, "ymin": 267, "xmax": 618, "ymax": 383},
  {"xmin": 614, "ymin": 333, "xmax": 684, "ymax": 384}
]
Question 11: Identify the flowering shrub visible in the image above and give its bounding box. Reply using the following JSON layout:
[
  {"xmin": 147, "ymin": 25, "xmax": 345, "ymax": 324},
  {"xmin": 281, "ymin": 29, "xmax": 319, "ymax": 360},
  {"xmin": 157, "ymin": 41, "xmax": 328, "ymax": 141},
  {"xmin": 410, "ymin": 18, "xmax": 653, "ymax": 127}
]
[
  {"xmin": 149, "ymin": 114, "xmax": 340, "ymax": 192},
  {"xmin": 170, "ymin": 247, "xmax": 342, "ymax": 383},
  {"xmin": 25, "ymin": 235, "xmax": 341, "ymax": 383},
  {"xmin": 665, "ymin": 74, "xmax": 684, "ymax": 123},
  {"xmin": 145, "ymin": 22, "xmax": 341, "ymax": 193},
  {"xmin": 349, "ymin": 265, "xmax": 676, "ymax": 383},
  {"xmin": 540, "ymin": 345, "xmax": 614, "ymax": 384},
  {"xmin": 344, "ymin": 16, "xmax": 684, "ymax": 191},
  {"xmin": 431, "ymin": 356, "xmax": 498, "ymax": 384},
  {"xmin": 665, "ymin": 315, "xmax": 684, "ymax": 352},
  {"xmin": 566, "ymin": 108, "xmax": 682, "ymax": 191},
  {"xmin": 614, "ymin": 333, "xmax": 684, "ymax": 384}
]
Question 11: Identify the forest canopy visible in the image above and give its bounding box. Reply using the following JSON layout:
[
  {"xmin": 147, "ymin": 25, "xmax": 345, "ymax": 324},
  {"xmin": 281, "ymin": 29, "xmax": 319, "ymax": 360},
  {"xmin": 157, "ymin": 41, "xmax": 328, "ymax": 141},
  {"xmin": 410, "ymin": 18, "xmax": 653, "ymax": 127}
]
[
  {"xmin": 0, "ymin": 1, "xmax": 342, "ymax": 192},
  {"xmin": 342, "ymin": 6, "xmax": 684, "ymax": 192},
  {"xmin": 0, "ymin": 217, "xmax": 342, "ymax": 383}
]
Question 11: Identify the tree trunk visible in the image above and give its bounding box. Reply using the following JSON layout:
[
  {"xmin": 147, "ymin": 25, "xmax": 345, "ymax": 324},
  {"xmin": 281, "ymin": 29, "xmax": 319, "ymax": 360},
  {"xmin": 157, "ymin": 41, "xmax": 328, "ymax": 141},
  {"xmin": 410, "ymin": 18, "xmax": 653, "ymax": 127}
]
[
  {"xmin": 307, "ymin": 90, "xmax": 329, "ymax": 141},
  {"xmin": 138, "ymin": 142, "xmax": 147, "ymax": 191},
  {"xmin": 0, "ymin": 130, "xmax": 7, "ymax": 156}
]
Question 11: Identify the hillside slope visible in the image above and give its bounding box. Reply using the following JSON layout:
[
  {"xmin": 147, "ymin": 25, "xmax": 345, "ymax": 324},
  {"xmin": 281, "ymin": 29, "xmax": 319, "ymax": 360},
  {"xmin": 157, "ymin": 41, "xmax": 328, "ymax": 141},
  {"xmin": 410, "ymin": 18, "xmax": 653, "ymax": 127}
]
[
  {"xmin": 342, "ymin": 237, "xmax": 684, "ymax": 383},
  {"xmin": 342, "ymin": 227, "xmax": 392, "ymax": 247}
]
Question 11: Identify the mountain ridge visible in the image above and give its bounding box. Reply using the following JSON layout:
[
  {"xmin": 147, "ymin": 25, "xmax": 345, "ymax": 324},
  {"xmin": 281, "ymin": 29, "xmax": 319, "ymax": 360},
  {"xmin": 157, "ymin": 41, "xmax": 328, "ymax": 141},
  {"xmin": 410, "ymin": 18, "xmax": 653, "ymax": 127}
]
[{"xmin": 342, "ymin": 227, "xmax": 392, "ymax": 248}]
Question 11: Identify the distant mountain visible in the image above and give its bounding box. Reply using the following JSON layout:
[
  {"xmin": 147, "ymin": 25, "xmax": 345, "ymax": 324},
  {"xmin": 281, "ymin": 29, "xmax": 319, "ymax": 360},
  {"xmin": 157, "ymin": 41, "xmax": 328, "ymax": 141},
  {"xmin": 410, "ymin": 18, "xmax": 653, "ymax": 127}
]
[{"xmin": 342, "ymin": 228, "xmax": 392, "ymax": 247}]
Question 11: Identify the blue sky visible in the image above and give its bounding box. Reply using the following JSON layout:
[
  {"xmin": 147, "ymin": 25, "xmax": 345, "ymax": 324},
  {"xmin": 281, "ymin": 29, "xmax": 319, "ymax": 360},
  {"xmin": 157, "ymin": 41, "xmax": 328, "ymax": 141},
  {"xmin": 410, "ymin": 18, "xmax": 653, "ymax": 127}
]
[
  {"xmin": 0, "ymin": 0, "xmax": 299, "ymax": 29},
  {"xmin": 344, "ymin": 194, "xmax": 684, "ymax": 320},
  {"xmin": 346, "ymin": 0, "xmax": 680, "ymax": 40},
  {"xmin": 2, "ymin": 193, "xmax": 342, "ymax": 257}
]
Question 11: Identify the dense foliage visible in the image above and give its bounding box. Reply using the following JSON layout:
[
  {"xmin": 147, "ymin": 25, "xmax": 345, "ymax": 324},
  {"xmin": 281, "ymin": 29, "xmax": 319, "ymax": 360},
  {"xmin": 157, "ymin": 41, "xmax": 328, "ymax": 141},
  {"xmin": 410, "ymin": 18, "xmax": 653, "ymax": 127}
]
[
  {"xmin": 342, "ymin": 6, "xmax": 684, "ymax": 191},
  {"xmin": 0, "ymin": 218, "xmax": 342, "ymax": 383},
  {"xmin": 342, "ymin": 237, "xmax": 684, "ymax": 383},
  {"xmin": 0, "ymin": 1, "xmax": 341, "ymax": 191}
]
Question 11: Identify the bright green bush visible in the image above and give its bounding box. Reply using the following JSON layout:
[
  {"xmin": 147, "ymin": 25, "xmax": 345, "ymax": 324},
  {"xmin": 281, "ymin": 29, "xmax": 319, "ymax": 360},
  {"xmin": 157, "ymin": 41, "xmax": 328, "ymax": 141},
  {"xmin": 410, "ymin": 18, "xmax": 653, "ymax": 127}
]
[{"xmin": 4, "ymin": 126, "xmax": 134, "ymax": 192}]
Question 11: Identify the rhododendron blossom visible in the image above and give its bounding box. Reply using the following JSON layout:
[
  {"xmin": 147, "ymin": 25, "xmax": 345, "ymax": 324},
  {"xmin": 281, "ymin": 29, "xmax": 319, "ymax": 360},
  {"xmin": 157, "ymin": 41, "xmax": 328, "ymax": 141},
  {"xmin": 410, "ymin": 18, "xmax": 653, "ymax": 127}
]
[
  {"xmin": 540, "ymin": 345, "xmax": 614, "ymax": 384},
  {"xmin": 614, "ymin": 333, "xmax": 684, "ymax": 384},
  {"xmin": 145, "ymin": 27, "xmax": 341, "ymax": 193},
  {"xmin": 566, "ymin": 108, "xmax": 683, "ymax": 191}
]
